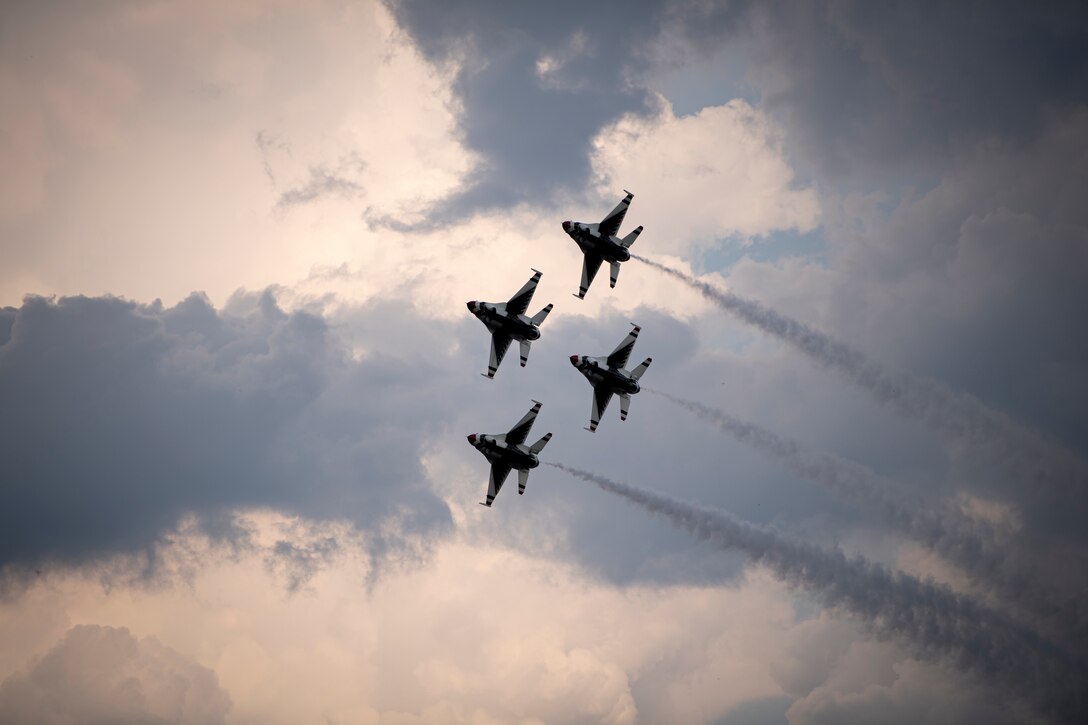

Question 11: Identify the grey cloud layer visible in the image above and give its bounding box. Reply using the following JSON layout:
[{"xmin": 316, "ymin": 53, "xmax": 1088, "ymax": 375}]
[{"xmin": 0, "ymin": 293, "xmax": 452, "ymax": 570}]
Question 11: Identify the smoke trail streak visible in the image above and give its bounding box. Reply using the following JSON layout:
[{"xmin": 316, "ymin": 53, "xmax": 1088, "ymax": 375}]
[
  {"xmin": 632, "ymin": 254, "xmax": 1088, "ymax": 497},
  {"xmin": 648, "ymin": 389, "xmax": 1088, "ymax": 644},
  {"xmin": 548, "ymin": 462, "xmax": 1086, "ymax": 722}
]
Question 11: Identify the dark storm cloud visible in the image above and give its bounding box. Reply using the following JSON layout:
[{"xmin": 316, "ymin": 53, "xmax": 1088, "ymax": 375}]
[
  {"xmin": 551, "ymin": 463, "xmax": 1087, "ymax": 723},
  {"xmin": 667, "ymin": 0, "xmax": 1088, "ymax": 180},
  {"xmin": 381, "ymin": 0, "xmax": 665, "ymax": 221},
  {"xmin": 0, "ymin": 292, "xmax": 452, "ymax": 572},
  {"xmin": 0, "ymin": 307, "xmax": 14, "ymax": 347}
]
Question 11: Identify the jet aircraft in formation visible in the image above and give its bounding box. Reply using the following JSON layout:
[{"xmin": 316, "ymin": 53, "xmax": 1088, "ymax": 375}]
[
  {"xmin": 570, "ymin": 323, "xmax": 652, "ymax": 432},
  {"xmin": 467, "ymin": 400, "xmax": 552, "ymax": 507},
  {"xmin": 465, "ymin": 192, "xmax": 653, "ymax": 506},
  {"xmin": 467, "ymin": 269, "xmax": 553, "ymax": 379},
  {"xmin": 562, "ymin": 190, "xmax": 643, "ymax": 299}
]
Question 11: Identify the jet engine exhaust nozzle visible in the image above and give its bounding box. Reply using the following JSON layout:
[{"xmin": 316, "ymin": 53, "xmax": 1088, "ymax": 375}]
[{"xmin": 467, "ymin": 434, "xmax": 477, "ymax": 444}]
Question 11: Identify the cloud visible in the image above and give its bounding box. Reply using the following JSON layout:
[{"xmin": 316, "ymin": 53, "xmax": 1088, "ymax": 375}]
[
  {"xmin": 0, "ymin": 624, "xmax": 231, "ymax": 724},
  {"xmin": 550, "ymin": 463, "xmax": 1087, "ymax": 722},
  {"xmin": 0, "ymin": 0, "xmax": 474, "ymax": 307},
  {"xmin": 787, "ymin": 656, "xmax": 1028, "ymax": 725},
  {"xmin": 275, "ymin": 155, "xmax": 367, "ymax": 210},
  {"xmin": 660, "ymin": 1, "xmax": 1088, "ymax": 181},
  {"xmin": 591, "ymin": 95, "xmax": 820, "ymax": 252},
  {"xmin": 0, "ymin": 516, "xmax": 806, "ymax": 724},
  {"xmin": 383, "ymin": 0, "xmax": 665, "ymax": 218},
  {"xmin": 0, "ymin": 291, "xmax": 453, "ymax": 571},
  {"xmin": 634, "ymin": 254, "xmax": 1088, "ymax": 506}
]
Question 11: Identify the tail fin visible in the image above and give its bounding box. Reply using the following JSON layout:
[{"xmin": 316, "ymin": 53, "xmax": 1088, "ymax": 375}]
[
  {"xmin": 518, "ymin": 468, "xmax": 529, "ymax": 495},
  {"xmin": 620, "ymin": 225, "xmax": 643, "ymax": 249},
  {"xmin": 609, "ymin": 261, "xmax": 621, "ymax": 288},
  {"xmin": 630, "ymin": 357, "xmax": 652, "ymax": 381},
  {"xmin": 529, "ymin": 432, "xmax": 552, "ymax": 454},
  {"xmin": 530, "ymin": 303, "xmax": 553, "ymax": 325}
]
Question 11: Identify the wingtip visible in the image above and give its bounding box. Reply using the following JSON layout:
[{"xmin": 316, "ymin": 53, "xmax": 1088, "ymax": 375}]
[
  {"xmin": 531, "ymin": 267, "xmax": 543, "ymax": 275},
  {"xmin": 531, "ymin": 399, "xmax": 542, "ymax": 406}
]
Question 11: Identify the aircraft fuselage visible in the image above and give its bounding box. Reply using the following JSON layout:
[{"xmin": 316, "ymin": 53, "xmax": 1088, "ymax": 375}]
[
  {"xmin": 571, "ymin": 356, "xmax": 640, "ymax": 395},
  {"xmin": 564, "ymin": 224, "xmax": 631, "ymax": 263},
  {"xmin": 467, "ymin": 435, "xmax": 540, "ymax": 470},
  {"xmin": 467, "ymin": 302, "xmax": 542, "ymax": 341}
]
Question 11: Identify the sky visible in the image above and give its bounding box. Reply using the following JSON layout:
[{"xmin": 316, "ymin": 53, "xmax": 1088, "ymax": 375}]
[{"xmin": 1, "ymin": 1, "xmax": 1086, "ymax": 723}]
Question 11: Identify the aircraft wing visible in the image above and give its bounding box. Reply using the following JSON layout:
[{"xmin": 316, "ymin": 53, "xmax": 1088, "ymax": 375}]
[
  {"xmin": 486, "ymin": 333, "xmax": 513, "ymax": 378},
  {"xmin": 505, "ymin": 400, "xmax": 542, "ymax": 446},
  {"xmin": 589, "ymin": 385, "xmax": 614, "ymax": 432},
  {"xmin": 506, "ymin": 269, "xmax": 542, "ymax": 317},
  {"xmin": 606, "ymin": 324, "xmax": 641, "ymax": 370},
  {"xmin": 598, "ymin": 191, "xmax": 633, "ymax": 238},
  {"xmin": 483, "ymin": 463, "xmax": 512, "ymax": 506},
  {"xmin": 576, "ymin": 253, "xmax": 604, "ymax": 299}
]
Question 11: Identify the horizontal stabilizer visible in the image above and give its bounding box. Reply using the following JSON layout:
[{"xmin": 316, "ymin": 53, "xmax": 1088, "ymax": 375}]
[
  {"xmin": 519, "ymin": 340, "xmax": 531, "ymax": 367},
  {"xmin": 620, "ymin": 225, "xmax": 642, "ymax": 249},
  {"xmin": 529, "ymin": 432, "xmax": 552, "ymax": 454},
  {"xmin": 620, "ymin": 393, "xmax": 631, "ymax": 421},
  {"xmin": 630, "ymin": 357, "xmax": 652, "ymax": 381},
  {"xmin": 610, "ymin": 261, "xmax": 621, "ymax": 288},
  {"xmin": 518, "ymin": 468, "xmax": 529, "ymax": 495}
]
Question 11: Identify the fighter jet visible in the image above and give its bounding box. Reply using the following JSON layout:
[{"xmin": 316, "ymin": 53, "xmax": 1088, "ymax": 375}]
[
  {"xmin": 570, "ymin": 323, "xmax": 652, "ymax": 432},
  {"xmin": 467, "ymin": 400, "xmax": 553, "ymax": 507},
  {"xmin": 467, "ymin": 269, "xmax": 554, "ymax": 379},
  {"xmin": 562, "ymin": 190, "xmax": 643, "ymax": 299}
]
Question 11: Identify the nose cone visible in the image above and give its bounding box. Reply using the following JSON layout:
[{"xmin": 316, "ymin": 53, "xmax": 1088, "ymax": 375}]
[
  {"xmin": 467, "ymin": 434, "xmax": 477, "ymax": 444},
  {"xmin": 466, "ymin": 300, "xmax": 477, "ymax": 312},
  {"xmin": 562, "ymin": 220, "xmax": 571, "ymax": 232},
  {"xmin": 569, "ymin": 354, "xmax": 579, "ymax": 365}
]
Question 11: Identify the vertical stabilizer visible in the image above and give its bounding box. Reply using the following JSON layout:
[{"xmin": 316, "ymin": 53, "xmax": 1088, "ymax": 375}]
[
  {"xmin": 530, "ymin": 303, "xmax": 553, "ymax": 325},
  {"xmin": 630, "ymin": 357, "xmax": 653, "ymax": 381}
]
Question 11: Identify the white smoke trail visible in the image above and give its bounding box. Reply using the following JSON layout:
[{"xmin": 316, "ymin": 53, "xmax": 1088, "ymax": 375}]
[
  {"xmin": 632, "ymin": 254, "xmax": 1088, "ymax": 498},
  {"xmin": 648, "ymin": 389, "xmax": 1088, "ymax": 642},
  {"xmin": 547, "ymin": 462, "xmax": 1085, "ymax": 723}
]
